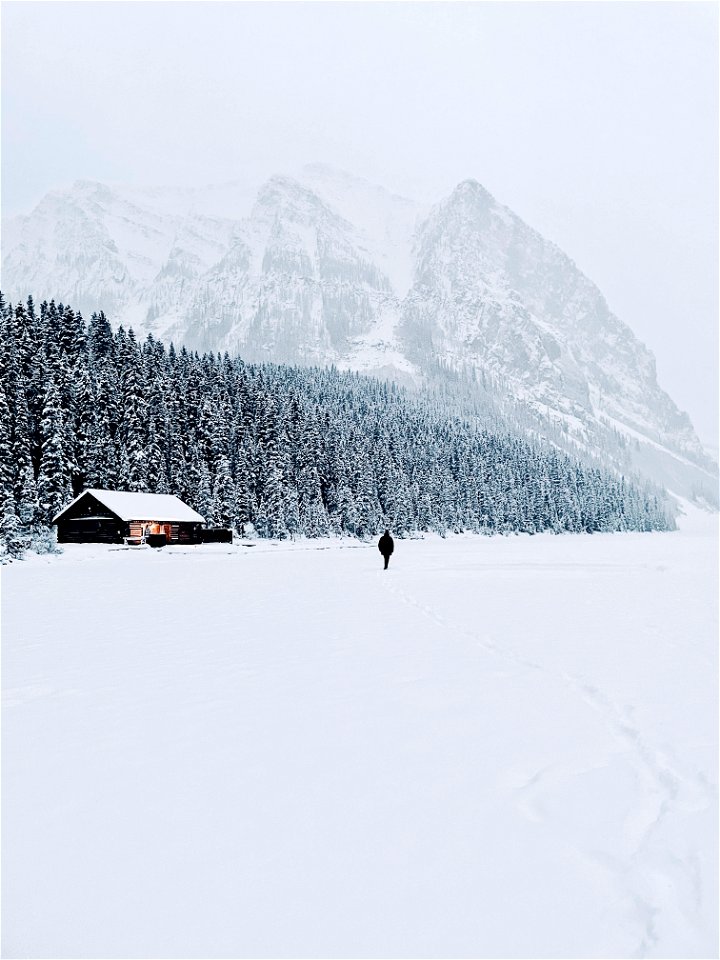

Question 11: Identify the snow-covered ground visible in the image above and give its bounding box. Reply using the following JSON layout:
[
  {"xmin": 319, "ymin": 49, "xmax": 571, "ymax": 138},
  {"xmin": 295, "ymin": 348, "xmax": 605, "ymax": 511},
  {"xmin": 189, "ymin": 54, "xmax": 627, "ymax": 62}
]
[{"xmin": 2, "ymin": 507, "xmax": 717, "ymax": 959}]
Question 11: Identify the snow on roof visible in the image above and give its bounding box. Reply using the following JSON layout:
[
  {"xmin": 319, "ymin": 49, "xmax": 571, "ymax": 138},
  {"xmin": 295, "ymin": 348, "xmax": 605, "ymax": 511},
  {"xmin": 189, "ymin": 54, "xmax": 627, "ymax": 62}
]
[{"xmin": 53, "ymin": 489, "xmax": 205, "ymax": 524}]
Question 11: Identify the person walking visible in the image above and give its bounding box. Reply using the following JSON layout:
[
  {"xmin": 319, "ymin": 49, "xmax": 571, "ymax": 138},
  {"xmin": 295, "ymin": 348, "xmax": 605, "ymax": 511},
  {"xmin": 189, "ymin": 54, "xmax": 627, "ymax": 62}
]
[{"xmin": 378, "ymin": 529, "xmax": 394, "ymax": 570}]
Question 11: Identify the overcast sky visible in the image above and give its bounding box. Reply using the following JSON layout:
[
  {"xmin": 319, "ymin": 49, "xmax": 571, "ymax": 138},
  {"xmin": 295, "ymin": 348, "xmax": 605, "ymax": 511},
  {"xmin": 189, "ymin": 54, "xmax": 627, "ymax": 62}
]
[{"xmin": 2, "ymin": 1, "xmax": 717, "ymax": 442}]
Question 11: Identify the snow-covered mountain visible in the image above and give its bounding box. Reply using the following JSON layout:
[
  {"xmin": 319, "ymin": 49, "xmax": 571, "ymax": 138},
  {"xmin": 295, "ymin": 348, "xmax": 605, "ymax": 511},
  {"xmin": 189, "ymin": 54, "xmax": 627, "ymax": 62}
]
[{"xmin": 2, "ymin": 164, "xmax": 716, "ymax": 501}]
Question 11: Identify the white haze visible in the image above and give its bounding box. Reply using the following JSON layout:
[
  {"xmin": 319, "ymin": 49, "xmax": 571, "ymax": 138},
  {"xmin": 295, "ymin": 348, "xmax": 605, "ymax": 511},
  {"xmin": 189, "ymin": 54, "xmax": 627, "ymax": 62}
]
[{"xmin": 1, "ymin": 1, "xmax": 717, "ymax": 443}]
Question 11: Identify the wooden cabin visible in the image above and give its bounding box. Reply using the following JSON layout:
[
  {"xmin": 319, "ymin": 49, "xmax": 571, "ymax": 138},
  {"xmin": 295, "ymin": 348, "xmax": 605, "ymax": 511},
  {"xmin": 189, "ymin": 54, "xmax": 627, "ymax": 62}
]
[{"xmin": 53, "ymin": 490, "xmax": 206, "ymax": 545}]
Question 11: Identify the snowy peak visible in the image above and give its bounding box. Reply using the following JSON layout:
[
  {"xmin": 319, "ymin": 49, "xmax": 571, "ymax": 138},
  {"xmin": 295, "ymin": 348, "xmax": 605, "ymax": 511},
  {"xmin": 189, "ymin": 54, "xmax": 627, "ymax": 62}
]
[
  {"xmin": 448, "ymin": 177, "xmax": 495, "ymax": 208},
  {"xmin": 251, "ymin": 174, "xmax": 370, "ymax": 273},
  {"xmin": 256, "ymin": 174, "xmax": 338, "ymax": 222}
]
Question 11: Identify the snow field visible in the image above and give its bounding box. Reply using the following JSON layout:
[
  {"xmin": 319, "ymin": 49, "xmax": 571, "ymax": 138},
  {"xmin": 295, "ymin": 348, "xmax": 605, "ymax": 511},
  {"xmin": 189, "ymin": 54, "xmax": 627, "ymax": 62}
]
[{"xmin": 2, "ymin": 512, "xmax": 717, "ymax": 958}]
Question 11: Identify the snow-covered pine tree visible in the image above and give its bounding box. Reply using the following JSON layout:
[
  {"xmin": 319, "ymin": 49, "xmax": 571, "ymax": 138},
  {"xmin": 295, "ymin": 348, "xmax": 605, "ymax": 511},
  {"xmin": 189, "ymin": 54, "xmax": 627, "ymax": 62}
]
[
  {"xmin": 1, "ymin": 496, "xmax": 25, "ymax": 560},
  {"xmin": 0, "ymin": 312, "xmax": 22, "ymax": 562},
  {"xmin": 36, "ymin": 380, "xmax": 72, "ymax": 523},
  {"xmin": 211, "ymin": 456, "xmax": 235, "ymax": 528},
  {"xmin": 116, "ymin": 328, "xmax": 148, "ymax": 492}
]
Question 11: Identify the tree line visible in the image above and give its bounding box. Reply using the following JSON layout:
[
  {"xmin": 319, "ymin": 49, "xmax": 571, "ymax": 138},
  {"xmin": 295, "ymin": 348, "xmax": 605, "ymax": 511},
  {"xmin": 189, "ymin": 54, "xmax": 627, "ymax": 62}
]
[{"xmin": 0, "ymin": 294, "xmax": 672, "ymax": 557}]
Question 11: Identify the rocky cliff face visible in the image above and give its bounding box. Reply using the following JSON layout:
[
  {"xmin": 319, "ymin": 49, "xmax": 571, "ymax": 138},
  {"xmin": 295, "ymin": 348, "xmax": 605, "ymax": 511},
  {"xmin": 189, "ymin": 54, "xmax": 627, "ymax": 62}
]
[
  {"xmin": 3, "ymin": 165, "xmax": 715, "ymax": 501},
  {"xmin": 400, "ymin": 181, "xmax": 710, "ymax": 482}
]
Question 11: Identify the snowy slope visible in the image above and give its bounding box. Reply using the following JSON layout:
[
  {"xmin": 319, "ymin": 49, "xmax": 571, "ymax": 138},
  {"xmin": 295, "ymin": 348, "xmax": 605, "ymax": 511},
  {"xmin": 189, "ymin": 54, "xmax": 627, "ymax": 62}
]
[
  {"xmin": 2, "ymin": 167, "xmax": 716, "ymax": 499},
  {"xmin": 2, "ymin": 512, "xmax": 717, "ymax": 958},
  {"xmin": 298, "ymin": 163, "xmax": 424, "ymax": 297}
]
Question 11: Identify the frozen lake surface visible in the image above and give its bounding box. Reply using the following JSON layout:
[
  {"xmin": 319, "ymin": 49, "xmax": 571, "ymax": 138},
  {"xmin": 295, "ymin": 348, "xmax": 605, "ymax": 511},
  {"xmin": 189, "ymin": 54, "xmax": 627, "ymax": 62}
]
[{"xmin": 2, "ymin": 507, "xmax": 717, "ymax": 958}]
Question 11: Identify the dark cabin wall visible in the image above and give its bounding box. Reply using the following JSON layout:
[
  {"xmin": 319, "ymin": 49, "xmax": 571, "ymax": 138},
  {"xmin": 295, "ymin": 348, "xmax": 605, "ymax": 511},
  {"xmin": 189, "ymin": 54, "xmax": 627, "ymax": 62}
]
[
  {"xmin": 55, "ymin": 493, "xmax": 126, "ymax": 544},
  {"xmin": 176, "ymin": 524, "xmax": 203, "ymax": 544},
  {"xmin": 57, "ymin": 520, "xmax": 126, "ymax": 544}
]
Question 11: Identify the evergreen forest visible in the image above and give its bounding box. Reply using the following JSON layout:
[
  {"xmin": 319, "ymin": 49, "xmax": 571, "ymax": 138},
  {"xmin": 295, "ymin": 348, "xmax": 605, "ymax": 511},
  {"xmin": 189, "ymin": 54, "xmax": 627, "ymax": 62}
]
[{"xmin": 0, "ymin": 294, "xmax": 673, "ymax": 557}]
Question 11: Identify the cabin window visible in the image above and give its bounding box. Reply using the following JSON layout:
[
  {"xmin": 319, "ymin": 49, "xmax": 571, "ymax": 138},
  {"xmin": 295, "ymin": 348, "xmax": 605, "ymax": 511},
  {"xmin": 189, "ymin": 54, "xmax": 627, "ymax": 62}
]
[{"xmin": 129, "ymin": 522, "xmax": 179, "ymax": 541}]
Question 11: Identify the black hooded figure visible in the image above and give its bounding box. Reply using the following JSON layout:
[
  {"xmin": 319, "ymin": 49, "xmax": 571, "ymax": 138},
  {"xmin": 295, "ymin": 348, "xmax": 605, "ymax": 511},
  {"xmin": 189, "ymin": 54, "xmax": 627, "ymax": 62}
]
[{"xmin": 378, "ymin": 529, "xmax": 394, "ymax": 569}]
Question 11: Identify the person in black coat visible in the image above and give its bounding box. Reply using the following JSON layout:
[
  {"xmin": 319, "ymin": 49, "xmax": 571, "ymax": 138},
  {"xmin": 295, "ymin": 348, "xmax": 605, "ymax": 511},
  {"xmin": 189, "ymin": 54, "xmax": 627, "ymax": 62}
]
[{"xmin": 378, "ymin": 529, "xmax": 394, "ymax": 569}]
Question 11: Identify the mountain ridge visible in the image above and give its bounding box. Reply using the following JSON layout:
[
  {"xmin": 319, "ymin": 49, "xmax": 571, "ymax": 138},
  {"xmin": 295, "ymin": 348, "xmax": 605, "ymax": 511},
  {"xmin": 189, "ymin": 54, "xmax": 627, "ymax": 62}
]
[{"xmin": 2, "ymin": 164, "xmax": 716, "ymax": 503}]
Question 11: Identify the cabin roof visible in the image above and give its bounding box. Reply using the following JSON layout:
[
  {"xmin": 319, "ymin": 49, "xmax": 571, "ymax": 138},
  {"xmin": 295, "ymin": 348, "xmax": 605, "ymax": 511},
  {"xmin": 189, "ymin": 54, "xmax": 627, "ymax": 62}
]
[{"xmin": 53, "ymin": 489, "xmax": 206, "ymax": 524}]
